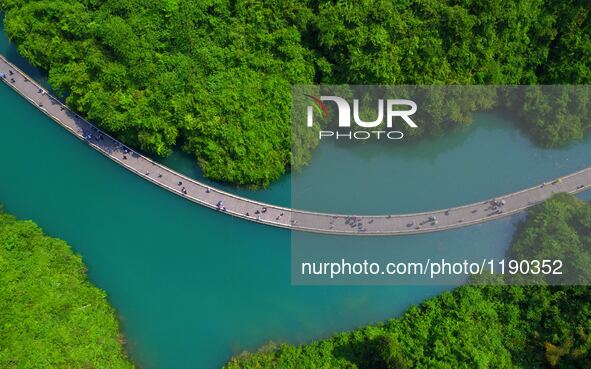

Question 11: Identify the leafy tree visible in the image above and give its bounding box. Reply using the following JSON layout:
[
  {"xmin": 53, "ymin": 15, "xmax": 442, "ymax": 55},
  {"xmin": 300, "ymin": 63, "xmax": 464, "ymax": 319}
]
[
  {"xmin": 223, "ymin": 195, "xmax": 591, "ymax": 369},
  {"xmin": 0, "ymin": 208, "xmax": 134, "ymax": 369},
  {"xmin": 1, "ymin": 0, "xmax": 589, "ymax": 186}
]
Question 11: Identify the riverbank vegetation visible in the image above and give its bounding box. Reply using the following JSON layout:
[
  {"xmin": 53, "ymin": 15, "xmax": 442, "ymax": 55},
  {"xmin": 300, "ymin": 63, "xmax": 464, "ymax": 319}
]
[
  {"xmin": 224, "ymin": 193, "xmax": 591, "ymax": 369},
  {"xmin": 1, "ymin": 1, "xmax": 589, "ymax": 186},
  {"xmin": 0, "ymin": 207, "xmax": 134, "ymax": 368}
]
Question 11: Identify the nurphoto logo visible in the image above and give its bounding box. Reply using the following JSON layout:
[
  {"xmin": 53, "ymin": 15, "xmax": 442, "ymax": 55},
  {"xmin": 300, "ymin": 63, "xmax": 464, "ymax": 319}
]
[{"xmin": 305, "ymin": 95, "xmax": 418, "ymax": 140}]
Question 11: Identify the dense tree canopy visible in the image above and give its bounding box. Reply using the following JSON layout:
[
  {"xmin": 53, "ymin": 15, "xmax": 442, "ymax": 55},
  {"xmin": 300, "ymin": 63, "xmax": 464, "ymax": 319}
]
[
  {"xmin": 1, "ymin": 0, "xmax": 589, "ymax": 186},
  {"xmin": 509, "ymin": 192, "xmax": 591, "ymax": 285},
  {"xmin": 0, "ymin": 208, "xmax": 134, "ymax": 368},
  {"xmin": 224, "ymin": 194, "xmax": 591, "ymax": 369}
]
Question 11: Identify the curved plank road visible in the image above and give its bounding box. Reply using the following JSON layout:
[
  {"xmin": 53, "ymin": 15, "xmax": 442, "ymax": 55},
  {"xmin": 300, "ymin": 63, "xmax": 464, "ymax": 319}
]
[{"xmin": 2, "ymin": 54, "xmax": 591, "ymax": 236}]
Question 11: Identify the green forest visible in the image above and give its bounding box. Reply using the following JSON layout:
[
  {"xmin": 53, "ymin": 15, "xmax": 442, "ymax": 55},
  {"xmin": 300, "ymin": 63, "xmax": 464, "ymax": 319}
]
[
  {"xmin": 0, "ymin": 207, "xmax": 134, "ymax": 369},
  {"xmin": 1, "ymin": 0, "xmax": 590, "ymax": 186},
  {"xmin": 224, "ymin": 193, "xmax": 591, "ymax": 369},
  {"xmin": 2, "ymin": 191, "xmax": 591, "ymax": 368}
]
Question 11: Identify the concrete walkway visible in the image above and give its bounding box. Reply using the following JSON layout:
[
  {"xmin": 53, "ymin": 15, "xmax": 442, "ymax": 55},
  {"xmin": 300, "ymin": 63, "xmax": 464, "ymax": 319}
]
[{"xmin": 2, "ymin": 54, "xmax": 590, "ymax": 236}]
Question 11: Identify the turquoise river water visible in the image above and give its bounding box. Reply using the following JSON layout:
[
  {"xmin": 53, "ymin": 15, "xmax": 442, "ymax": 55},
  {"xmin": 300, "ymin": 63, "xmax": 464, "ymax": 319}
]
[{"xmin": 1, "ymin": 24, "xmax": 591, "ymax": 368}]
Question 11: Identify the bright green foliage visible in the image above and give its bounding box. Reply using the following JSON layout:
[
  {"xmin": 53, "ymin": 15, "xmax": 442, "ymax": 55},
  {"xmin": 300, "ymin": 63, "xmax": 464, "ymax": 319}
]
[
  {"xmin": 1, "ymin": 1, "xmax": 590, "ymax": 186},
  {"xmin": 516, "ymin": 87, "xmax": 591, "ymax": 147},
  {"xmin": 1, "ymin": 0, "xmax": 316, "ymax": 187},
  {"xmin": 313, "ymin": 0, "xmax": 590, "ymax": 86},
  {"xmin": 0, "ymin": 208, "xmax": 134, "ymax": 369},
  {"xmin": 224, "ymin": 194, "xmax": 591, "ymax": 369},
  {"xmin": 509, "ymin": 192, "xmax": 591, "ymax": 284}
]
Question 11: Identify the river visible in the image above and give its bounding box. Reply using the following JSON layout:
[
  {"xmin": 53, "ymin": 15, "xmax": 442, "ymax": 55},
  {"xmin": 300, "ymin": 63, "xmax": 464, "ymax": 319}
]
[{"xmin": 1, "ymin": 24, "xmax": 591, "ymax": 369}]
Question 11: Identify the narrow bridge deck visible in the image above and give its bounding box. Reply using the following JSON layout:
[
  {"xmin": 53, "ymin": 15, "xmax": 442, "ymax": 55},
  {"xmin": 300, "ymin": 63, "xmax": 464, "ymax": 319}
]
[{"xmin": 2, "ymin": 54, "xmax": 590, "ymax": 236}]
